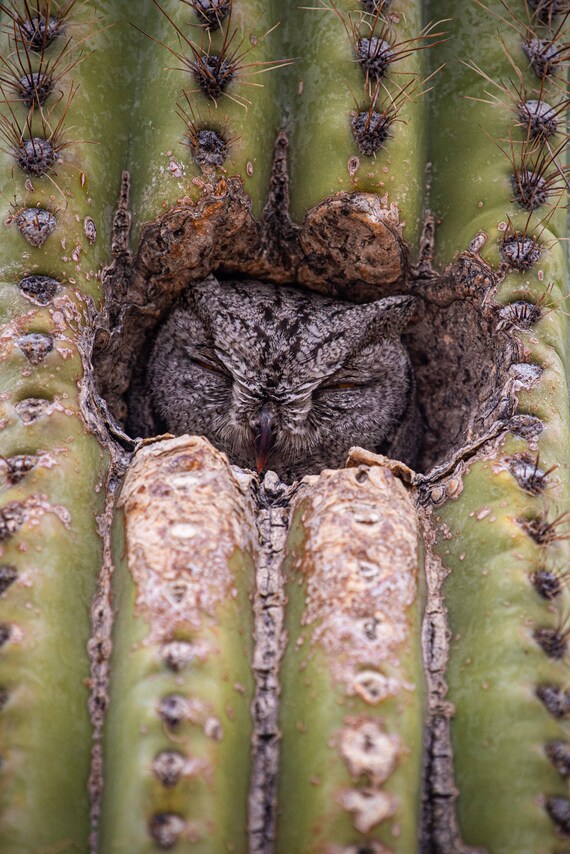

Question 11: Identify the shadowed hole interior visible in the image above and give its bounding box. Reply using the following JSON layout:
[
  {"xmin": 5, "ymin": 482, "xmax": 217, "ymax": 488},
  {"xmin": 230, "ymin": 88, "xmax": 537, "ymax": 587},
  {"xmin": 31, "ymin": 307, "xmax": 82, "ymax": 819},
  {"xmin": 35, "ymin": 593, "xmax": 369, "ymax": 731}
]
[{"xmin": 92, "ymin": 191, "xmax": 517, "ymax": 480}]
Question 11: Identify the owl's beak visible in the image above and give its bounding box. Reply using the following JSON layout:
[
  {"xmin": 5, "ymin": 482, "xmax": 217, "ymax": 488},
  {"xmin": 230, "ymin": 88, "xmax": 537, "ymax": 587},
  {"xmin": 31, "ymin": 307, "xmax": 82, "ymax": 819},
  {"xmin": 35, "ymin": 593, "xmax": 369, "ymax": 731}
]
[{"xmin": 254, "ymin": 406, "xmax": 276, "ymax": 474}]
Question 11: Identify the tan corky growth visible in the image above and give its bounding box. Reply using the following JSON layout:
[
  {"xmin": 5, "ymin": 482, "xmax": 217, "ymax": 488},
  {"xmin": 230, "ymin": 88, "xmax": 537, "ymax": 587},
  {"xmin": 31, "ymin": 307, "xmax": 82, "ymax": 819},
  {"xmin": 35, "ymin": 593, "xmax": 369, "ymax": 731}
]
[
  {"xmin": 277, "ymin": 461, "xmax": 423, "ymax": 851},
  {"xmin": 118, "ymin": 435, "xmax": 257, "ymax": 643},
  {"xmin": 101, "ymin": 435, "xmax": 257, "ymax": 852},
  {"xmin": 291, "ymin": 465, "xmax": 419, "ymax": 693}
]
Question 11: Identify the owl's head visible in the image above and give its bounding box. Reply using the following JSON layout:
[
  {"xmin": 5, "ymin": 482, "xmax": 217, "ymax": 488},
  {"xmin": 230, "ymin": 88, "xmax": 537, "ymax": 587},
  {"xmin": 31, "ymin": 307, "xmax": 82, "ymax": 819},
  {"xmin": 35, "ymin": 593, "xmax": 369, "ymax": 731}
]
[{"xmin": 148, "ymin": 276, "xmax": 419, "ymax": 481}]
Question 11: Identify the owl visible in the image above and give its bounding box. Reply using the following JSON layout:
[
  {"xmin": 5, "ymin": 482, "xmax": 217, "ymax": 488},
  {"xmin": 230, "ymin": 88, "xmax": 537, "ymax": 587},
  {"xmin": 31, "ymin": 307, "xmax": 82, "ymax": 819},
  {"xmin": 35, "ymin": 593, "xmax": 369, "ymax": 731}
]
[{"xmin": 146, "ymin": 276, "xmax": 421, "ymax": 482}]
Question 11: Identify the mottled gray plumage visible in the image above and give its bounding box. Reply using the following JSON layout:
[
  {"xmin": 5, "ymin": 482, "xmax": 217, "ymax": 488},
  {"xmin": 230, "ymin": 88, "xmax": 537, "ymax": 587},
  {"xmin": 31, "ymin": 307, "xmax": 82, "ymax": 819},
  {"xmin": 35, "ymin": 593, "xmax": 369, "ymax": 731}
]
[{"xmin": 148, "ymin": 276, "xmax": 421, "ymax": 481}]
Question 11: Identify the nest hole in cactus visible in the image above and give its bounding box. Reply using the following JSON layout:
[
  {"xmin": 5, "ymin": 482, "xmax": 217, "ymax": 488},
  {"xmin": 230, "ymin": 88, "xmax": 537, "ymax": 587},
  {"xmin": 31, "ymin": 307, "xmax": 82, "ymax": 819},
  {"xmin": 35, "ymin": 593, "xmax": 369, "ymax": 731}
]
[{"xmin": 92, "ymin": 168, "xmax": 527, "ymax": 480}]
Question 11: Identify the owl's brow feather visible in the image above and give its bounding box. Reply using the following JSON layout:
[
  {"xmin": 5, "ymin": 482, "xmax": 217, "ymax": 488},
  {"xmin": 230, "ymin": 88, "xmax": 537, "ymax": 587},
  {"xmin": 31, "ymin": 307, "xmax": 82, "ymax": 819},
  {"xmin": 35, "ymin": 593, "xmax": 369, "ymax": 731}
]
[
  {"xmin": 289, "ymin": 343, "xmax": 379, "ymax": 374},
  {"xmin": 282, "ymin": 317, "xmax": 385, "ymax": 367}
]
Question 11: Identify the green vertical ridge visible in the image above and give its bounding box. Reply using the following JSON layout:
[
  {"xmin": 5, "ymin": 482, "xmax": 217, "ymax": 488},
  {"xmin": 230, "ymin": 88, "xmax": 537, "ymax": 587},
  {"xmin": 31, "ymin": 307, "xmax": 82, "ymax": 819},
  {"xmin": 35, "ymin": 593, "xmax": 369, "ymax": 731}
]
[
  {"xmin": 125, "ymin": 0, "xmax": 283, "ymax": 240},
  {"xmin": 0, "ymin": 1, "xmax": 134, "ymax": 847},
  {"xmin": 427, "ymin": 1, "xmax": 570, "ymax": 850},
  {"xmin": 0, "ymin": 290, "xmax": 108, "ymax": 852},
  {"xmin": 0, "ymin": 0, "xmax": 133, "ymax": 299},
  {"xmin": 281, "ymin": 0, "xmax": 428, "ymax": 250},
  {"xmin": 277, "ymin": 465, "xmax": 424, "ymax": 853},
  {"xmin": 427, "ymin": 0, "xmax": 566, "ymax": 265},
  {"xmin": 100, "ymin": 437, "xmax": 256, "ymax": 853}
]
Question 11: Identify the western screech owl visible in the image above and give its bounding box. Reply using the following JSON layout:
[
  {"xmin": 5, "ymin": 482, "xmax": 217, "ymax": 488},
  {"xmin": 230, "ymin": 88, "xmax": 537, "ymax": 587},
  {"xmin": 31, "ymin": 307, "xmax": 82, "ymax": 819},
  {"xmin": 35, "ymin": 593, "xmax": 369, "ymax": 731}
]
[{"xmin": 147, "ymin": 276, "xmax": 421, "ymax": 481}]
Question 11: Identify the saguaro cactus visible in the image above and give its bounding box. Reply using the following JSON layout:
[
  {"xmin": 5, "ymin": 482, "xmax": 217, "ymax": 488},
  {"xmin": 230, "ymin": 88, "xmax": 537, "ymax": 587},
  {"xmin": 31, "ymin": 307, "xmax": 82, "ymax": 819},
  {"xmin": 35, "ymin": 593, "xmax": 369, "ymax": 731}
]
[{"xmin": 0, "ymin": 0, "xmax": 568, "ymax": 852}]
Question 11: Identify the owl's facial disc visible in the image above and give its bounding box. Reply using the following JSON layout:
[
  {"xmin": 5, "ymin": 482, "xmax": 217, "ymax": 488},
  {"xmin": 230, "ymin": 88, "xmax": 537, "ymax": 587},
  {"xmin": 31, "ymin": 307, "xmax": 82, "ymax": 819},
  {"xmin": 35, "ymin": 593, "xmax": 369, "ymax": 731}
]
[{"xmin": 147, "ymin": 278, "xmax": 419, "ymax": 481}]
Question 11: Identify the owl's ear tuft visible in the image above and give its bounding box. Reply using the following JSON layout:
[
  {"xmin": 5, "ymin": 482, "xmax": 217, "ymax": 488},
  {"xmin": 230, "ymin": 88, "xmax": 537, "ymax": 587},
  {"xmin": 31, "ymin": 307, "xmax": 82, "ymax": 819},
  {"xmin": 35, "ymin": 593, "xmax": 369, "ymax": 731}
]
[
  {"xmin": 184, "ymin": 274, "xmax": 221, "ymax": 315},
  {"xmin": 352, "ymin": 294, "xmax": 417, "ymax": 338}
]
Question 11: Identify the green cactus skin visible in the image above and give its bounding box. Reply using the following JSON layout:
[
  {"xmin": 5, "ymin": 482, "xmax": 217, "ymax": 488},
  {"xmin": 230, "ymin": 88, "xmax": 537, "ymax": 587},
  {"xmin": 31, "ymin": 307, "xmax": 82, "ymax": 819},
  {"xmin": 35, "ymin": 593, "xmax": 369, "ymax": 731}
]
[
  {"xmin": 99, "ymin": 437, "xmax": 257, "ymax": 853},
  {"xmin": 0, "ymin": 297, "xmax": 110, "ymax": 852},
  {"xmin": 277, "ymin": 464, "xmax": 424, "ymax": 853},
  {"xmin": 281, "ymin": 0, "xmax": 429, "ymax": 249},
  {"xmin": 425, "ymin": 0, "xmax": 570, "ymax": 850},
  {"xmin": 124, "ymin": 0, "xmax": 283, "ymax": 234},
  {"xmin": 0, "ymin": 2, "xmax": 134, "ymax": 849}
]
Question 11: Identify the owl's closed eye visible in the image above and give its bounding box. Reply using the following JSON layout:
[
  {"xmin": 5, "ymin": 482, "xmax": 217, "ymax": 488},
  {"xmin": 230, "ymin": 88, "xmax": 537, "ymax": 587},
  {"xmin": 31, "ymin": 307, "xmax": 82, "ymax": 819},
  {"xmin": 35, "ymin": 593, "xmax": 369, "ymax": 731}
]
[{"xmin": 147, "ymin": 275, "xmax": 421, "ymax": 482}]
